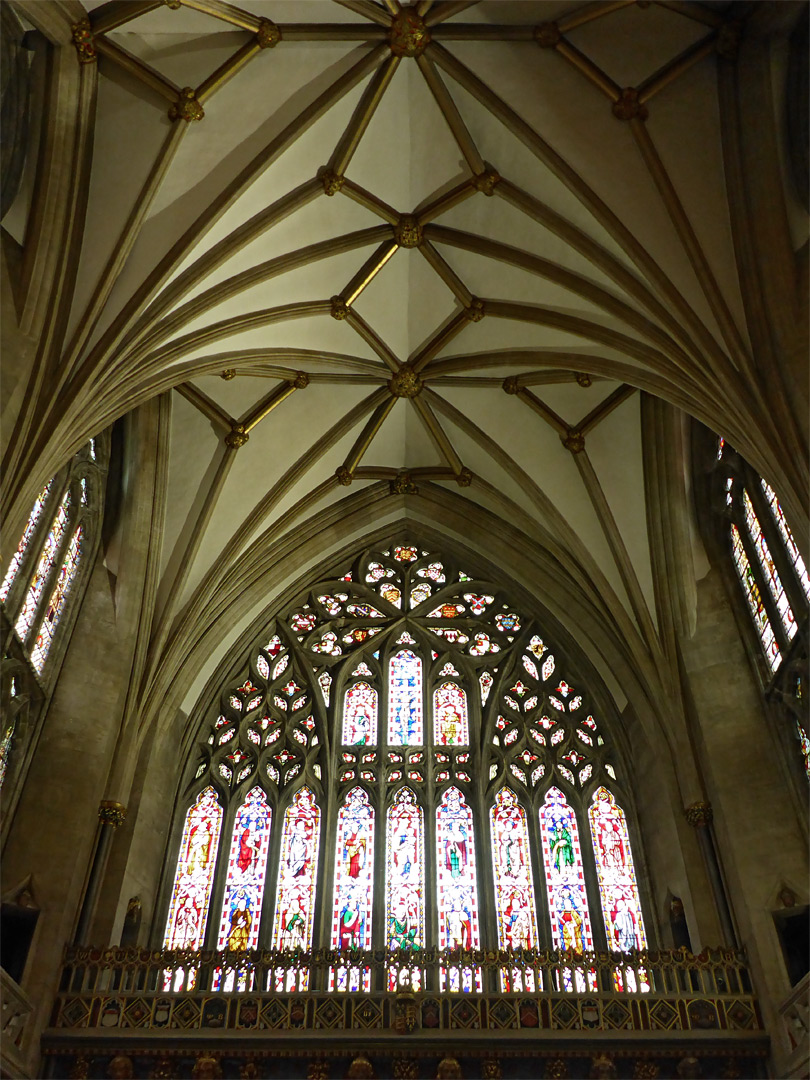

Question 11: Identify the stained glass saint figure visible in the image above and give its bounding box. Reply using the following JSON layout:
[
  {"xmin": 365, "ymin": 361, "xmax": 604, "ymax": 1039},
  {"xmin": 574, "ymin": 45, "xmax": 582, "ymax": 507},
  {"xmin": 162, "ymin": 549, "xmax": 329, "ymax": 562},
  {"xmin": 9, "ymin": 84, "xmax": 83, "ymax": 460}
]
[
  {"xmin": 342, "ymin": 681, "xmax": 378, "ymax": 746},
  {"xmin": 433, "ymin": 682, "xmax": 469, "ymax": 746},
  {"xmin": 0, "ymin": 481, "xmax": 52, "ymax": 602},
  {"xmin": 386, "ymin": 787, "xmax": 424, "ymax": 990},
  {"xmin": 490, "ymin": 787, "xmax": 540, "ymax": 990},
  {"xmin": 15, "ymin": 490, "xmax": 71, "ymax": 643},
  {"xmin": 388, "ymin": 650, "xmax": 423, "ymax": 745},
  {"xmin": 436, "ymin": 787, "xmax": 480, "ymax": 991},
  {"xmin": 30, "ymin": 527, "xmax": 83, "ymax": 674},
  {"xmin": 271, "ymin": 787, "xmax": 321, "ymax": 990},
  {"xmin": 330, "ymin": 787, "xmax": 375, "ymax": 991}
]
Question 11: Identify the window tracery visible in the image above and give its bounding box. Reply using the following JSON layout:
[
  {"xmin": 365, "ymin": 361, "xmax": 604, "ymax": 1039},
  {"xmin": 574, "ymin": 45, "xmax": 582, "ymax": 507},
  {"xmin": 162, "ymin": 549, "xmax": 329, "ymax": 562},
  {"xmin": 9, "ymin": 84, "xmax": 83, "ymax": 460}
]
[{"xmin": 163, "ymin": 541, "xmax": 652, "ymax": 988}]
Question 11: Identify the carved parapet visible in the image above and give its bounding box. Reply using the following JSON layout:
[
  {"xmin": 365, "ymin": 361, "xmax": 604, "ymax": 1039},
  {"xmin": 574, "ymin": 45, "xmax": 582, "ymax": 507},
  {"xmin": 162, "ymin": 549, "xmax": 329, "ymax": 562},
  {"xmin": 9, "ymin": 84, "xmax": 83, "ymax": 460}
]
[
  {"xmin": 256, "ymin": 19, "xmax": 281, "ymax": 48},
  {"xmin": 71, "ymin": 21, "xmax": 96, "ymax": 64},
  {"xmin": 612, "ymin": 87, "xmax": 648, "ymax": 122},
  {"xmin": 685, "ymin": 801, "xmax": 713, "ymax": 828},
  {"xmin": 98, "ymin": 801, "xmax": 127, "ymax": 828},
  {"xmin": 169, "ymin": 88, "xmax": 204, "ymax": 123},
  {"xmin": 390, "ymin": 10, "xmax": 431, "ymax": 57}
]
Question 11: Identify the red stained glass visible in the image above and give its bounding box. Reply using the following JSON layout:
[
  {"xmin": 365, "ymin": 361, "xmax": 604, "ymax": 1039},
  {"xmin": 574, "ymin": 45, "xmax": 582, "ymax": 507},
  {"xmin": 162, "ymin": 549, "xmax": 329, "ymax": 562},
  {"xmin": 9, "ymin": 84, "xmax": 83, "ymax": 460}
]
[{"xmin": 164, "ymin": 787, "xmax": 223, "ymax": 952}]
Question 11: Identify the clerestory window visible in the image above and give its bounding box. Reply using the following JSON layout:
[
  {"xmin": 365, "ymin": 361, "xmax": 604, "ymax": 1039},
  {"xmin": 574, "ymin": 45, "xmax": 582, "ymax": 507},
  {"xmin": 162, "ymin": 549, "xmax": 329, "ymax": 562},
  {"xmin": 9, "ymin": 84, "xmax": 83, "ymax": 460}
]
[{"xmin": 162, "ymin": 542, "xmax": 651, "ymax": 991}]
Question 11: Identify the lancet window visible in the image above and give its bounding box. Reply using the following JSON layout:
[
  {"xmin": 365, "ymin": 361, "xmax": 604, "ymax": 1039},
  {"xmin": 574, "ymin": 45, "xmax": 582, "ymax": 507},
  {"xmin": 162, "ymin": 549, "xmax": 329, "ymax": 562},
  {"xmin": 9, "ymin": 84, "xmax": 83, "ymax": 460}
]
[
  {"xmin": 713, "ymin": 439, "xmax": 810, "ymax": 781},
  {"xmin": 162, "ymin": 542, "xmax": 652, "ymax": 990}
]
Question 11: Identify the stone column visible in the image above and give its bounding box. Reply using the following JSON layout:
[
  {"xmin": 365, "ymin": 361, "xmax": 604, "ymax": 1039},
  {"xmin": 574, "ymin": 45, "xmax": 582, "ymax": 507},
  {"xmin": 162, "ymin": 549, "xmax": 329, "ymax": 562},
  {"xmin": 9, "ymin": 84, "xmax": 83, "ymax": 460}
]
[
  {"xmin": 73, "ymin": 800, "xmax": 127, "ymax": 945},
  {"xmin": 684, "ymin": 801, "xmax": 738, "ymax": 948}
]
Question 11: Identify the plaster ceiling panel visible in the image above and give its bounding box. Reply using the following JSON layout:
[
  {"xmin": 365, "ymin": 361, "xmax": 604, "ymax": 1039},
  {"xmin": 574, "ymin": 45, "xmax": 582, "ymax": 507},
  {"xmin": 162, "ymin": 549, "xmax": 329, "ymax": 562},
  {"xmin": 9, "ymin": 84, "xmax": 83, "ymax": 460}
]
[
  {"xmin": 404, "ymin": 251, "xmax": 469, "ymax": 359},
  {"xmin": 192, "ymin": 373, "xmax": 290, "ymax": 418},
  {"xmin": 529, "ymin": 379, "xmax": 622, "ymax": 428},
  {"xmin": 350, "ymin": 246, "xmax": 413, "ymax": 362},
  {"xmin": 433, "ymin": 385, "xmax": 633, "ymax": 618},
  {"xmin": 346, "ymin": 61, "xmax": 467, "ymax": 215},
  {"xmin": 66, "ymin": 79, "xmax": 171, "ymax": 344},
  {"xmin": 565, "ymin": 4, "xmax": 708, "ymax": 90},
  {"xmin": 443, "ymin": 41, "xmax": 721, "ymax": 335},
  {"xmin": 160, "ymin": 392, "xmax": 221, "ymax": 581},
  {"xmin": 437, "ymin": 308, "xmax": 633, "ymax": 360},
  {"xmin": 105, "ymin": 31, "xmax": 239, "ymax": 89},
  {"xmin": 583, "ymin": 394, "xmax": 657, "ymax": 624}
]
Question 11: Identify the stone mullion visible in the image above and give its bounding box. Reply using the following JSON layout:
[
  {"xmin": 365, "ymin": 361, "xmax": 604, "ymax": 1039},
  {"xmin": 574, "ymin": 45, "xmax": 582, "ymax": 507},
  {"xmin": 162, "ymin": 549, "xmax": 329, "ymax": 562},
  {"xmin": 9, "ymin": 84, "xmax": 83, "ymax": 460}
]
[
  {"xmin": 577, "ymin": 800, "xmax": 610, "ymax": 956},
  {"xmin": 733, "ymin": 500, "xmax": 792, "ymax": 654},
  {"xmin": 23, "ymin": 475, "xmax": 82, "ymax": 656},
  {"xmin": 311, "ymin": 777, "xmax": 335, "ymax": 988},
  {"xmin": 745, "ymin": 470, "xmax": 809, "ymax": 625},
  {"xmin": 203, "ymin": 793, "xmax": 238, "ymax": 956},
  {"xmin": 525, "ymin": 785, "xmax": 551, "ymax": 957},
  {"xmin": 1, "ymin": 474, "xmax": 67, "ymax": 621}
]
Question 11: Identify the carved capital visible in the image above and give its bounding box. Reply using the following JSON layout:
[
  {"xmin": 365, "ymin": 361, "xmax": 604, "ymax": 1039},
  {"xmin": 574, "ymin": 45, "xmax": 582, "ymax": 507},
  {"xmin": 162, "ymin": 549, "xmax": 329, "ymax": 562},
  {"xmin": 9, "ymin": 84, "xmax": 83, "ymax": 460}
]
[
  {"xmin": 98, "ymin": 801, "xmax": 127, "ymax": 828},
  {"xmin": 534, "ymin": 22, "xmax": 561, "ymax": 48},
  {"xmin": 575, "ymin": 371, "xmax": 592, "ymax": 387},
  {"xmin": 389, "ymin": 365, "xmax": 423, "ymax": 398},
  {"xmin": 335, "ymin": 466, "xmax": 353, "ymax": 486},
  {"xmin": 502, "ymin": 375, "xmax": 520, "ymax": 395},
  {"xmin": 71, "ymin": 20, "xmax": 96, "ymax": 64},
  {"xmin": 456, "ymin": 467, "xmax": 473, "ymax": 487},
  {"xmin": 256, "ymin": 19, "xmax": 281, "ymax": 48},
  {"xmin": 225, "ymin": 423, "xmax": 249, "ymax": 449},
  {"xmin": 716, "ymin": 20, "xmax": 742, "ymax": 62},
  {"xmin": 320, "ymin": 170, "xmax": 344, "ymax": 196},
  {"xmin": 169, "ymin": 88, "xmax": 204, "ymax": 123},
  {"xmin": 612, "ymin": 87, "xmax": 648, "ymax": 122},
  {"xmin": 390, "ymin": 472, "xmax": 418, "ymax": 495},
  {"xmin": 394, "ymin": 215, "xmax": 423, "ymax": 248},
  {"xmin": 220, "ymin": 369, "xmax": 236, "ymax": 380},
  {"xmin": 464, "ymin": 297, "xmax": 485, "ymax": 322},
  {"xmin": 390, "ymin": 10, "xmax": 431, "ymax": 57},
  {"xmin": 330, "ymin": 295, "xmax": 350, "ymax": 320},
  {"xmin": 562, "ymin": 430, "xmax": 585, "ymax": 454},
  {"xmin": 473, "ymin": 170, "xmax": 501, "ymax": 196},
  {"xmin": 293, "ymin": 371, "xmax": 310, "ymax": 389},
  {"xmin": 685, "ymin": 801, "xmax": 713, "ymax": 828}
]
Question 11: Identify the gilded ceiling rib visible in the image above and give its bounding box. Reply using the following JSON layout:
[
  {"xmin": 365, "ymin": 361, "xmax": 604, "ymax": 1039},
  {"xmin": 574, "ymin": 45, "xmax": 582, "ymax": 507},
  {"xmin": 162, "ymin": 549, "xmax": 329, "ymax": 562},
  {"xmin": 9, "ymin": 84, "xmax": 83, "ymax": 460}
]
[
  {"xmin": 424, "ymin": 0, "xmax": 480, "ymax": 28},
  {"xmin": 345, "ymin": 310, "xmax": 400, "ymax": 372},
  {"xmin": 417, "ymin": 54, "xmax": 485, "ymax": 175},
  {"xmin": 411, "ymin": 311, "xmax": 473, "ymax": 374},
  {"xmin": 637, "ymin": 33, "xmax": 719, "ymax": 104},
  {"xmin": 178, "ymin": 0, "xmax": 262, "ymax": 32},
  {"xmin": 334, "ymin": 0, "xmax": 392, "ymax": 28},
  {"xmin": 415, "ymin": 179, "xmax": 478, "ymax": 225},
  {"xmin": 552, "ymin": 39, "xmax": 622, "ymax": 103},
  {"xmin": 577, "ymin": 385, "xmax": 637, "ymax": 436},
  {"xmin": 338, "ymin": 397, "xmax": 398, "ymax": 481},
  {"xmin": 195, "ymin": 38, "xmax": 264, "ymax": 104},
  {"xmin": 656, "ymin": 0, "xmax": 724, "ymax": 28},
  {"xmin": 411, "ymin": 396, "xmax": 464, "ymax": 477},
  {"xmin": 327, "ymin": 55, "xmax": 401, "ymax": 177},
  {"xmin": 505, "ymin": 386, "xmax": 569, "ymax": 439},
  {"xmin": 418, "ymin": 241, "xmax": 473, "ymax": 307},
  {"xmin": 88, "ymin": 2, "xmax": 165, "ymax": 36},
  {"xmin": 341, "ymin": 240, "xmax": 400, "ymax": 306},
  {"xmin": 557, "ymin": 0, "xmax": 635, "ymax": 34},
  {"xmin": 241, "ymin": 377, "xmax": 308, "ymax": 435},
  {"xmin": 340, "ymin": 179, "xmax": 399, "ymax": 224},
  {"xmin": 175, "ymin": 383, "xmax": 231, "ymax": 433},
  {"xmin": 93, "ymin": 35, "xmax": 179, "ymax": 102}
]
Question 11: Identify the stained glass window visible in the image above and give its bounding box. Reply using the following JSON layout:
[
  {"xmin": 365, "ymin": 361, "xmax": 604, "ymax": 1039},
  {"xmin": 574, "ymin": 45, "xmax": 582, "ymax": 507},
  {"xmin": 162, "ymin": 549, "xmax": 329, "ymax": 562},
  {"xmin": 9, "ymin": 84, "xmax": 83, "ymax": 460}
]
[
  {"xmin": 539, "ymin": 787, "xmax": 594, "ymax": 952},
  {"xmin": 342, "ymin": 681, "xmax": 378, "ymax": 746},
  {"xmin": 742, "ymin": 490, "xmax": 796, "ymax": 641},
  {"xmin": 14, "ymin": 490, "xmax": 71, "ymax": 643},
  {"xmin": 797, "ymin": 722, "xmax": 810, "ymax": 779},
  {"xmin": 0, "ymin": 481, "xmax": 52, "ymax": 602},
  {"xmin": 386, "ymin": 787, "xmax": 424, "ymax": 988},
  {"xmin": 388, "ymin": 650, "xmax": 423, "ymax": 745},
  {"xmin": 760, "ymin": 480, "xmax": 810, "ymax": 604},
  {"xmin": 331, "ymin": 787, "xmax": 375, "ymax": 991},
  {"xmin": 0, "ymin": 721, "xmax": 15, "ymax": 788},
  {"xmin": 29, "ymin": 527, "xmax": 83, "ymax": 674},
  {"xmin": 433, "ymin": 682, "xmax": 469, "ymax": 746},
  {"xmin": 436, "ymin": 787, "xmax": 481, "ymax": 991},
  {"xmin": 588, "ymin": 787, "xmax": 646, "ymax": 955},
  {"xmin": 730, "ymin": 524, "xmax": 781, "ymax": 671},
  {"xmin": 271, "ymin": 787, "xmax": 321, "ymax": 989},
  {"xmin": 490, "ymin": 787, "xmax": 539, "ymax": 989},
  {"xmin": 164, "ymin": 787, "xmax": 223, "ymax": 953}
]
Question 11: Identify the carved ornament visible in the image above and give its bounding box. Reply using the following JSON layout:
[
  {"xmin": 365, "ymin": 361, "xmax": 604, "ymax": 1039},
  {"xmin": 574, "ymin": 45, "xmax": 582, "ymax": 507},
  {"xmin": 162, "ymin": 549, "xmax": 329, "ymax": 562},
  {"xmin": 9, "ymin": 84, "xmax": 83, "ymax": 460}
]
[
  {"xmin": 612, "ymin": 88, "xmax": 648, "ymax": 122},
  {"xmin": 684, "ymin": 801, "xmax": 713, "ymax": 828},
  {"xmin": 394, "ymin": 215, "xmax": 423, "ymax": 248},
  {"xmin": 192, "ymin": 1053, "xmax": 222, "ymax": 1080},
  {"xmin": 389, "ymin": 10, "xmax": 431, "ymax": 58},
  {"xmin": 346, "ymin": 1055, "xmax": 375, "ymax": 1079},
  {"xmin": 481, "ymin": 1062, "xmax": 502, "ymax": 1080},
  {"xmin": 473, "ymin": 170, "xmax": 501, "ymax": 196},
  {"xmin": 389, "ymin": 365, "xmax": 423, "ymax": 398},
  {"xmin": 390, "ymin": 473, "xmax": 418, "ymax": 495},
  {"xmin": 456, "ymin": 467, "xmax": 473, "ymax": 487},
  {"xmin": 590, "ymin": 1054, "xmax": 618, "ymax": 1080},
  {"xmin": 221, "ymin": 369, "xmax": 236, "ymax": 380},
  {"xmin": 98, "ymin": 801, "xmax": 127, "ymax": 828},
  {"xmin": 320, "ymin": 170, "xmax": 344, "ymax": 196},
  {"xmin": 436, "ymin": 1058, "xmax": 462, "ymax": 1080},
  {"xmin": 576, "ymin": 372, "xmax": 592, "ymax": 387},
  {"xmin": 330, "ymin": 295, "xmax": 349, "ymax": 320},
  {"xmin": 534, "ymin": 22, "xmax": 562, "ymax": 48},
  {"xmin": 164, "ymin": 0, "xmax": 182, "ymax": 8},
  {"xmin": 464, "ymin": 297, "xmax": 485, "ymax": 322},
  {"xmin": 293, "ymin": 372, "xmax": 310, "ymax": 389},
  {"xmin": 502, "ymin": 376, "xmax": 520, "ymax": 395},
  {"xmin": 169, "ymin": 88, "xmax": 204, "ymax": 123},
  {"xmin": 335, "ymin": 466, "xmax": 353, "ymax": 486},
  {"xmin": 106, "ymin": 1054, "xmax": 134, "ymax": 1080},
  {"xmin": 632, "ymin": 1064, "xmax": 659, "ymax": 1080},
  {"xmin": 393, "ymin": 1060, "xmax": 418, "ymax": 1080},
  {"xmin": 393, "ymin": 994, "xmax": 418, "ymax": 1034},
  {"xmin": 225, "ymin": 424, "xmax": 249, "ymax": 449},
  {"xmin": 546, "ymin": 1061, "xmax": 570, "ymax": 1080},
  {"xmin": 256, "ymin": 19, "xmax": 281, "ymax": 49},
  {"xmin": 562, "ymin": 430, "xmax": 585, "ymax": 454},
  {"xmin": 306, "ymin": 1063, "xmax": 329, "ymax": 1080},
  {"xmin": 71, "ymin": 21, "xmax": 96, "ymax": 65}
]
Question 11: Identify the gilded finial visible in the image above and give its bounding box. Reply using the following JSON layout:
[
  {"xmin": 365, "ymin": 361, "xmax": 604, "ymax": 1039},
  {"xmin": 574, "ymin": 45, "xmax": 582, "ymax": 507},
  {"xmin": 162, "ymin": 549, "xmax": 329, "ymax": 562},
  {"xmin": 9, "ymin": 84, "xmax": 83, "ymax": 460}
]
[
  {"xmin": 389, "ymin": 365, "xmax": 423, "ymax": 399},
  {"xmin": 562, "ymin": 430, "xmax": 585, "ymax": 454},
  {"xmin": 320, "ymin": 170, "xmax": 344, "ymax": 196},
  {"xmin": 330, "ymin": 295, "xmax": 349, "ymax": 320},
  {"xmin": 575, "ymin": 372, "xmax": 592, "ymax": 387},
  {"xmin": 534, "ymin": 22, "xmax": 561, "ymax": 48},
  {"xmin": 612, "ymin": 87, "xmax": 648, "ymax": 122},
  {"xmin": 256, "ymin": 19, "xmax": 281, "ymax": 48},
  {"xmin": 71, "ymin": 20, "xmax": 96, "ymax": 64},
  {"xmin": 503, "ymin": 376, "xmax": 520, "ymax": 395},
  {"xmin": 394, "ymin": 215, "xmax": 423, "ymax": 248},
  {"xmin": 293, "ymin": 372, "xmax": 310, "ymax": 389},
  {"xmin": 335, "ymin": 466, "xmax": 353, "ymax": 486},
  {"xmin": 225, "ymin": 423, "xmax": 249, "ymax": 449},
  {"xmin": 464, "ymin": 297, "xmax": 485, "ymax": 322},
  {"xmin": 390, "ymin": 9, "xmax": 431, "ymax": 57},
  {"xmin": 169, "ymin": 88, "xmax": 204, "ymax": 123}
]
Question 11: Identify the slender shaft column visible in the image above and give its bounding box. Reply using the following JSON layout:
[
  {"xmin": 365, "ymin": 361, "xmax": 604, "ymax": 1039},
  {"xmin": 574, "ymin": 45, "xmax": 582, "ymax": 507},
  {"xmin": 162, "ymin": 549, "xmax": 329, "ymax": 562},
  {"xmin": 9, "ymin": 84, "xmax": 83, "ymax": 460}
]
[
  {"xmin": 73, "ymin": 800, "xmax": 127, "ymax": 945},
  {"xmin": 684, "ymin": 801, "xmax": 738, "ymax": 947}
]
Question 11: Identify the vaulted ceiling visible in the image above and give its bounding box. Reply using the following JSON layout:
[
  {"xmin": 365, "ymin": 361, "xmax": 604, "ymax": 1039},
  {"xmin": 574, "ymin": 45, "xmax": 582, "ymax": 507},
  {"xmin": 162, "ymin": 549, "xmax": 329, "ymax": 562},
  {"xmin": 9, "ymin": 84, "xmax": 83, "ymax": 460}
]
[{"xmin": 3, "ymin": 0, "xmax": 805, "ymax": 735}]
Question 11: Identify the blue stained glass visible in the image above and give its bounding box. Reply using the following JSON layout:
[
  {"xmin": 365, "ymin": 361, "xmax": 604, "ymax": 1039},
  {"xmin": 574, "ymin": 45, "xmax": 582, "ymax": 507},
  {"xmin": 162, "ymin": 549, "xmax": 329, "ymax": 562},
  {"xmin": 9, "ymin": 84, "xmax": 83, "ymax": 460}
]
[{"xmin": 387, "ymin": 650, "xmax": 423, "ymax": 745}]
